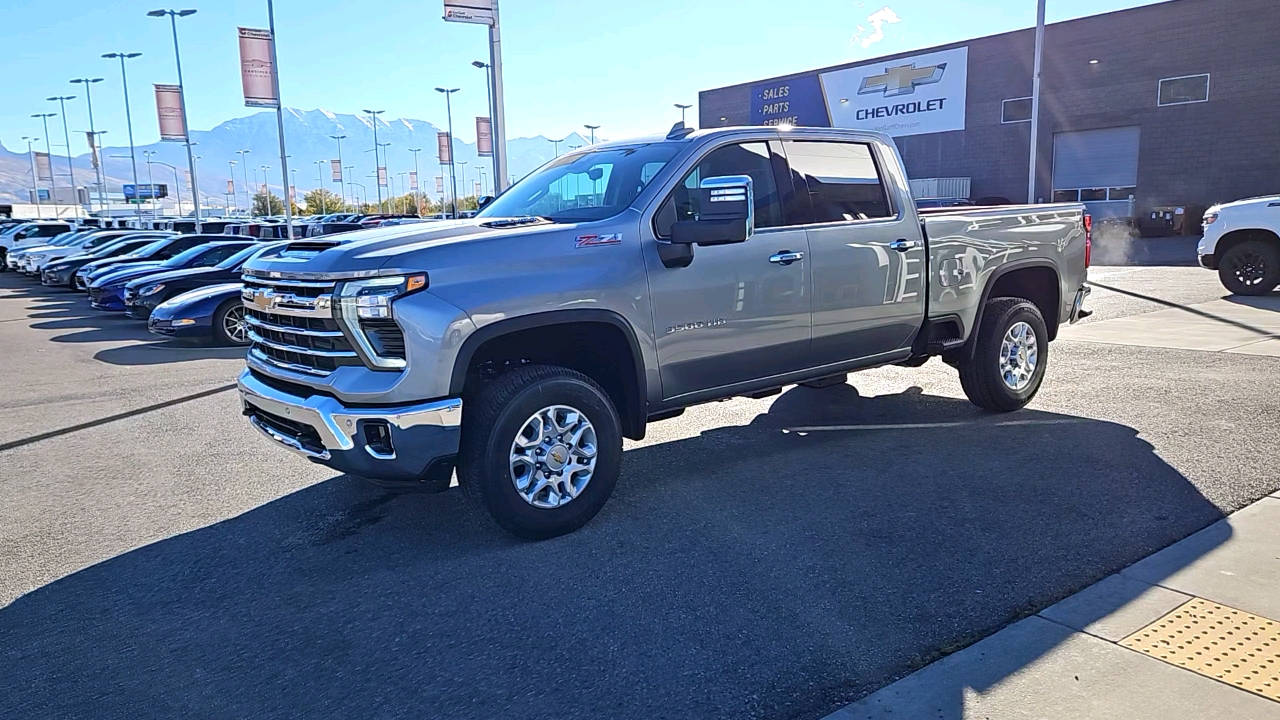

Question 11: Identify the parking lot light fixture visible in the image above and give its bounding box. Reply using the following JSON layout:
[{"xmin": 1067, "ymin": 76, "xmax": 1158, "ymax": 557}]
[
  {"xmin": 70, "ymin": 78, "xmax": 106, "ymax": 212},
  {"xmin": 329, "ymin": 134, "xmax": 348, "ymax": 206},
  {"xmin": 433, "ymin": 89, "xmax": 459, "ymax": 218},
  {"xmin": 48, "ymin": 96, "xmax": 80, "ymax": 218},
  {"xmin": 584, "ymin": 124, "xmax": 599, "ymax": 144},
  {"xmin": 148, "ymin": 8, "xmax": 202, "ymax": 230},
  {"xmin": 674, "ymin": 103, "xmax": 692, "ymax": 125},
  {"xmin": 32, "ymin": 113, "xmax": 60, "ymax": 216},
  {"xmin": 103, "ymin": 52, "xmax": 144, "ymax": 222},
  {"xmin": 363, "ymin": 110, "xmax": 385, "ymax": 210},
  {"xmin": 21, "ymin": 136, "xmax": 42, "ymax": 216}
]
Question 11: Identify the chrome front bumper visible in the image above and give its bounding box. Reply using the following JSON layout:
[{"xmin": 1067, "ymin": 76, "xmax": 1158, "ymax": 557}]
[{"xmin": 238, "ymin": 369, "xmax": 462, "ymax": 482}]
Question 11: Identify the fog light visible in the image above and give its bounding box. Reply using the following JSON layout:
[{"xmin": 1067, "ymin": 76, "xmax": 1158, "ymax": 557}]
[{"xmin": 173, "ymin": 318, "xmax": 196, "ymax": 326}]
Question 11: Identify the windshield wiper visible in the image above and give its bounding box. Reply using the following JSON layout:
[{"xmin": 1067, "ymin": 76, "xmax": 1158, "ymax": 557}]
[{"xmin": 480, "ymin": 216, "xmax": 554, "ymax": 228}]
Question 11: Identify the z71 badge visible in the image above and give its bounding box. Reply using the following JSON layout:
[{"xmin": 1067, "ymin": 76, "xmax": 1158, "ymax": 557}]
[{"xmin": 575, "ymin": 233, "xmax": 622, "ymax": 248}]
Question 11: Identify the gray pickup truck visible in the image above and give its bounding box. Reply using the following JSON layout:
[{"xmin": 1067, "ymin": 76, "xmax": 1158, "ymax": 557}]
[{"xmin": 238, "ymin": 125, "xmax": 1091, "ymax": 538}]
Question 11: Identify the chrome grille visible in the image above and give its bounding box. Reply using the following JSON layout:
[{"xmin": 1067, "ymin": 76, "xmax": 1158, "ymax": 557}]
[{"xmin": 242, "ymin": 274, "xmax": 359, "ymax": 376}]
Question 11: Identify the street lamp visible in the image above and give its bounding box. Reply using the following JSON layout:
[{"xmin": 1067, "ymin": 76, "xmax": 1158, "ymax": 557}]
[
  {"xmin": 70, "ymin": 78, "xmax": 106, "ymax": 213},
  {"xmin": 147, "ymin": 8, "xmax": 202, "ymax": 231},
  {"xmin": 458, "ymin": 161, "xmax": 468, "ymax": 203},
  {"xmin": 142, "ymin": 150, "xmax": 158, "ymax": 218},
  {"xmin": 236, "ymin": 149, "xmax": 252, "ymax": 212},
  {"xmin": 550, "ymin": 136, "xmax": 566, "ymax": 157},
  {"xmin": 32, "ymin": 113, "xmax": 59, "ymax": 217},
  {"xmin": 313, "ymin": 160, "xmax": 326, "ymax": 213},
  {"xmin": 408, "ymin": 147, "xmax": 423, "ymax": 216},
  {"xmin": 434, "ymin": 88, "xmax": 460, "ymax": 218},
  {"xmin": 674, "ymin": 103, "xmax": 693, "ymax": 125},
  {"xmin": 329, "ymin": 134, "xmax": 347, "ymax": 206},
  {"xmin": 363, "ymin": 110, "xmax": 385, "ymax": 210},
  {"xmin": 102, "ymin": 51, "xmax": 143, "ymax": 222},
  {"xmin": 471, "ymin": 59, "xmax": 498, "ymax": 195},
  {"xmin": 584, "ymin": 124, "xmax": 600, "ymax": 144},
  {"xmin": 150, "ymin": 159, "xmax": 185, "ymax": 216},
  {"xmin": 47, "ymin": 96, "xmax": 80, "ymax": 218},
  {"xmin": 21, "ymin": 136, "xmax": 42, "ymax": 217}
]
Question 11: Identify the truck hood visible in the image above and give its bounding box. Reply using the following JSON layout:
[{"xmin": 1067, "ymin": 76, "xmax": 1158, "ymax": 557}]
[
  {"xmin": 241, "ymin": 219, "xmax": 560, "ymax": 278},
  {"xmin": 1210, "ymin": 194, "xmax": 1280, "ymax": 213}
]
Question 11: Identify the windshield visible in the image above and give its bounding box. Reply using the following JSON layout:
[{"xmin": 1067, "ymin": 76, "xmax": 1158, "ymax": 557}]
[
  {"xmin": 123, "ymin": 238, "xmax": 173, "ymax": 258},
  {"xmin": 477, "ymin": 143, "xmax": 681, "ymax": 223},
  {"xmin": 161, "ymin": 244, "xmax": 216, "ymax": 268},
  {"xmin": 216, "ymin": 242, "xmax": 273, "ymax": 270}
]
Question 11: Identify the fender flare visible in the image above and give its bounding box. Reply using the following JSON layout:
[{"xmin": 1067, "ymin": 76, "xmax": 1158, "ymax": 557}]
[
  {"xmin": 964, "ymin": 259, "xmax": 1062, "ymax": 358},
  {"xmin": 448, "ymin": 309, "xmax": 648, "ymax": 436}
]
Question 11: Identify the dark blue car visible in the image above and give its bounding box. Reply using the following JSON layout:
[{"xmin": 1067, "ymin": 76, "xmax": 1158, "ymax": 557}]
[
  {"xmin": 88, "ymin": 241, "xmax": 256, "ymax": 311},
  {"xmin": 147, "ymin": 283, "xmax": 248, "ymax": 345}
]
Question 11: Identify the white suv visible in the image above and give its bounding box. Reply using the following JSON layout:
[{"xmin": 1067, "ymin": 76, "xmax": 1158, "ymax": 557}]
[{"xmin": 1198, "ymin": 195, "xmax": 1280, "ymax": 295}]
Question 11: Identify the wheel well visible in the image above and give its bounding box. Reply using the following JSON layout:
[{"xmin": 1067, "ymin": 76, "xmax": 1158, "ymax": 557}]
[
  {"xmin": 985, "ymin": 265, "xmax": 1060, "ymax": 340},
  {"xmin": 1217, "ymin": 229, "xmax": 1280, "ymax": 258},
  {"xmin": 459, "ymin": 321, "xmax": 646, "ymax": 440}
]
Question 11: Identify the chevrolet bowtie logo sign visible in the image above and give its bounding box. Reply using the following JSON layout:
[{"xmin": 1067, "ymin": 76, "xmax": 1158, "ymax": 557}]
[{"xmin": 858, "ymin": 62, "xmax": 947, "ymax": 97}]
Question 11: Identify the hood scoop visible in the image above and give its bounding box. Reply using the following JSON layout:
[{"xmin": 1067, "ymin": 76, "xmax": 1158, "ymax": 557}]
[{"xmin": 479, "ymin": 216, "xmax": 548, "ymax": 229}]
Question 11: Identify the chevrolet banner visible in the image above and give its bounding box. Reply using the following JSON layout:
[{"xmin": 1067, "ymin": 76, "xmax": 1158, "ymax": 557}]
[
  {"xmin": 154, "ymin": 84, "xmax": 188, "ymax": 141},
  {"xmin": 238, "ymin": 28, "xmax": 279, "ymax": 108},
  {"xmin": 331, "ymin": 159, "xmax": 343, "ymax": 182}
]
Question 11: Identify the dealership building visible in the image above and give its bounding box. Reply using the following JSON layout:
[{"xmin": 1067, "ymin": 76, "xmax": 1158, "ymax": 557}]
[{"xmin": 698, "ymin": 0, "xmax": 1280, "ymax": 229}]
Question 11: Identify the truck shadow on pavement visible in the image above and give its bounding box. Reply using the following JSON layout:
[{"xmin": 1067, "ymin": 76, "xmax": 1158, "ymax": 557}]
[{"xmin": 0, "ymin": 385, "xmax": 1226, "ymax": 720}]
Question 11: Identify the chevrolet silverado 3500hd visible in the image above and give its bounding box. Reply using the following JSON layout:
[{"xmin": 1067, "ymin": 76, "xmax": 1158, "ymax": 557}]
[{"xmin": 238, "ymin": 125, "xmax": 1091, "ymax": 538}]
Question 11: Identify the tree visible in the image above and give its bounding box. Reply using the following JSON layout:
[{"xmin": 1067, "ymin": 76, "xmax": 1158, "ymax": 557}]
[
  {"xmin": 304, "ymin": 188, "xmax": 344, "ymax": 214},
  {"xmin": 253, "ymin": 190, "xmax": 284, "ymax": 216}
]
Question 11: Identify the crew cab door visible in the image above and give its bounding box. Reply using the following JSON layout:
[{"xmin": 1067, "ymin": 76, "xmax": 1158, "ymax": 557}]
[
  {"xmin": 644, "ymin": 140, "xmax": 811, "ymax": 401},
  {"xmin": 780, "ymin": 138, "xmax": 926, "ymax": 364}
]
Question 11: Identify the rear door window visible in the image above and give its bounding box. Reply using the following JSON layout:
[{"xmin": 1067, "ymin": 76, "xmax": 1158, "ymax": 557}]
[{"xmin": 781, "ymin": 141, "xmax": 893, "ymax": 223}]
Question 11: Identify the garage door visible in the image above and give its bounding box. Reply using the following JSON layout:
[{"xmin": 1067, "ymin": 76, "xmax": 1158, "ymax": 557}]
[{"xmin": 1052, "ymin": 126, "xmax": 1140, "ymax": 217}]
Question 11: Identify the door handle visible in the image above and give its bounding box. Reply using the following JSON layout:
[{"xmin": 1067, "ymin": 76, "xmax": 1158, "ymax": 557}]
[
  {"xmin": 769, "ymin": 251, "xmax": 805, "ymax": 265},
  {"xmin": 889, "ymin": 239, "xmax": 920, "ymax": 252}
]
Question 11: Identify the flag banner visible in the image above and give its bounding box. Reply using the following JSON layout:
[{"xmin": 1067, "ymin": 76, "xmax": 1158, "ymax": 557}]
[
  {"xmin": 436, "ymin": 175, "xmax": 444, "ymax": 193},
  {"xmin": 437, "ymin": 132, "xmax": 452, "ymax": 163},
  {"xmin": 35, "ymin": 151, "xmax": 53, "ymax": 182},
  {"xmin": 475, "ymin": 181, "xmax": 482, "ymax": 196},
  {"xmin": 226, "ymin": 180, "xmax": 235, "ymax": 194},
  {"xmin": 330, "ymin": 159, "xmax": 343, "ymax": 182},
  {"xmin": 154, "ymin": 84, "xmax": 188, "ymax": 141},
  {"xmin": 409, "ymin": 171, "xmax": 419, "ymax": 191},
  {"xmin": 377, "ymin": 167, "xmax": 388, "ymax": 187},
  {"xmin": 238, "ymin": 28, "xmax": 279, "ymax": 108},
  {"xmin": 443, "ymin": 0, "xmax": 495, "ymax": 26},
  {"xmin": 476, "ymin": 117, "xmax": 493, "ymax": 156},
  {"xmin": 85, "ymin": 132, "xmax": 101, "ymax": 170},
  {"xmin": 289, "ymin": 185, "xmax": 296, "ymax": 202}
]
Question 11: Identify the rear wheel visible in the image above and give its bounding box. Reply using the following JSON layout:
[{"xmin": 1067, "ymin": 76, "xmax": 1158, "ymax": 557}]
[
  {"xmin": 458, "ymin": 365, "xmax": 622, "ymax": 539},
  {"xmin": 1218, "ymin": 239, "xmax": 1280, "ymax": 296},
  {"xmin": 958, "ymin": 298, "xmax": 1048, "ymax": 412},
  {"xmin": 213, "ymin": 300, "xmax": 250, "ymax": 346}
]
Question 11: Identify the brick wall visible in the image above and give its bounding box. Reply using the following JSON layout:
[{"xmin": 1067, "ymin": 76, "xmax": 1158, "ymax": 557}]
[{"xmin": 698, "ymin": 0, "xmax": 1280, "ymax": 215}]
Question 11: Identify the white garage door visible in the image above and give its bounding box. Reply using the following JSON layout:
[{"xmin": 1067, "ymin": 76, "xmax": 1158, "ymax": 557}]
[{"xmin": 1052, "ymin": 126, "xmax": 1140, "ymax": 217}]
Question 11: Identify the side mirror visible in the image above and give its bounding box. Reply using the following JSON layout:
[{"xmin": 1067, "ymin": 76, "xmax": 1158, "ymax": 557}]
[
  {"xmin": 477, "ymin": 195, "xmax": 495, "ymax": 209},
  {"xmin": 670, "ymin": 175, "xmax": 754, "ymax": 246}
]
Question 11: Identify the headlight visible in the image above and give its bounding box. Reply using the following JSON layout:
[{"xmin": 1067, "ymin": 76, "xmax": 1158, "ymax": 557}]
[
  {"xmin": 138, "ymin": 283, "xmax": 166, "ymax": 296},
  {"xmin": 1202, "ymin": 211, "xmax": 1219, "ymax": 226},
  {"xmin": 337, "ymin": 274, "xmax": 428, "ymax": 320}
]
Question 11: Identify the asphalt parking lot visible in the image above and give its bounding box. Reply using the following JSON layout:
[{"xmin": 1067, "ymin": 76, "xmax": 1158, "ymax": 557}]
[{"xmin": 2, "ymin": 255, "xmax": 1278, "ymax": 720}]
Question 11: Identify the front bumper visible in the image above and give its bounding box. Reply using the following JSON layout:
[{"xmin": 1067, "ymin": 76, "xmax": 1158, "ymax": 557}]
[
  {"xmin": 238, "ymin": 369, "xmax": 462, "ymax": 487},
  {"xmin": 1198, "ymin": 253, "xmax": 1217, "ymax": 270},
  {"xmin": 42, "ymin": 267, "xmax": 74, "ymax": 286},
  {"xmin": 89, "ymin": 286, "xmax": 127, "ymax": 310}
]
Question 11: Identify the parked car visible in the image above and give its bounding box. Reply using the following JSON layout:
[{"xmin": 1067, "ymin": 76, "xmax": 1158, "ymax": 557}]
[
  {"xmin": 75, "ymin": 234, "xmax": 229, "ymax": 289},
  {"xmin": 5, "ymin": 230, "xmax": 92, "ymax": 271},
  {"xmin": 42, "ymin": 237, "xmax": 167, "ymax": 288},
  {"xmin": 124, "ymin": 241, "xmax": 284, "ymax": 320},
  {"xmin": 0, "ymin": 221, "xmax": 74, "ymax": 267},
  {"xmin": 87, "ymin": 240, "xmax": 259, "ymax": 311},
  {"xmin": 238, "ymin": 125, "xmax": 1092, "ymax": 538},
  {"xmin": 19, "ymin": 230, "xmax": 174, "ymax": 274},
  {"xmin": 147, "ymin": 282, "xmax": 249, "ymax": 345},
  {"xmin": 1198, "ymin": 194, "xmax": 1280, "ymax": 295}
]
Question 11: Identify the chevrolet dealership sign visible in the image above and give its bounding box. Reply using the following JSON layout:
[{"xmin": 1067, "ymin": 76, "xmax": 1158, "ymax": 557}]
[{"xmin": 751, "ymin": 46, "xmax": 968, "ymax": 138}]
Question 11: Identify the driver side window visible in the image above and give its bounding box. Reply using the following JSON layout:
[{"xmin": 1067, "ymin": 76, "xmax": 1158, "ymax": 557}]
[{"xmin": 654, "ymin": 142, "xmax": 783, "ymax": 237}]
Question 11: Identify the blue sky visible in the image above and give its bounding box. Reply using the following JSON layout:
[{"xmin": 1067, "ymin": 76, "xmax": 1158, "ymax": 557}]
[{"xmin": 2, "ymin": 0, "xmax": 1165, "ymax": 157}]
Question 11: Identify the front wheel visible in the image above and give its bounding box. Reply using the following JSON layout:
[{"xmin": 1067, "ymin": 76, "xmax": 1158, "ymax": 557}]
[
  {"xmin": 958, "ymin": 298, "xmax": 1049, "ymax": 412},
  {"xmin": 458, "ymin": 365, "xmax": 623, "ymax": 540},
  {"xmin": 213, "ymin": 300, "xmax": 250, "ymax": 346},
  {"xmin": 1218, "ymin": 239, "xmax": 1280, "ymax": 296}
]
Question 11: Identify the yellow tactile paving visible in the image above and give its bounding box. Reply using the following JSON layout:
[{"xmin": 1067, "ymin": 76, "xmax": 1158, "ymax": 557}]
[{"xmin": 1120, "ymin": 597, "xmax": 1280, "ymax": 702}]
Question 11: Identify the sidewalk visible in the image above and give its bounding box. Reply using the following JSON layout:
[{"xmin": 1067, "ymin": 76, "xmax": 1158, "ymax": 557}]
[{"xmin": 825, "ymin": 492, "xmax": 1280, "ymax": 719}]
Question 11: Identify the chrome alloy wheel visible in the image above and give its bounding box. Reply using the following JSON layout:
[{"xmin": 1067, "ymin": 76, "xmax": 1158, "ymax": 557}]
[
  {"xmin": 224, "ymin": 305, "xmax": 250, "ymax": 344},
  {"xmin": 509, "ymin": 405, "xmax": 598, "ymax": 509},
  {"xmin": 999, "ymin": 321, "xmax": 1038, "ymax": 391}
]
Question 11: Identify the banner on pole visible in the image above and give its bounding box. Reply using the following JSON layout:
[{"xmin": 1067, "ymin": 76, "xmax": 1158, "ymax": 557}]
[
  {"xmin": 330, "ymin": 159, "xmax": 343, "ymax": 182},
  {"xmin": 377, "ymin": 167, "xmax": 388, "ymax": 187},
  {"xmin": 437, "ymin": 132, "xmax": 452, "ymax": 164},
  {"xmin": 475, "ymin": 181, "xmax": 482, "ymax": 196},
  {"xmin": 154, "ymin": 84, "xmax": 188, "ymax": 141},
  {"xmin": 476, "ymin": 117, "xmax": 493, "ymax": 157},
  {"xmin": 85, "ymin": 132, "xmax": 101, "ymax": 170},
  {"xmin": 226, "ymin": 180, "xmax": 235, "ymax": 194},
  {"xmin": 289, "ymin": 185, "xmax": 296, "ymax": 203},
  {"xmin": 443, "ymin": 0, "xmax": 495, "ymax": 26},
  {"xmin": 238, "ymin": 28, "xmax": 279, "ymax": 108},
  {"xmin": 436, "ymin": 176, "xmax": 444, "ymax": 193},
  {"xmin": 409, "ymin": 171, "xmax": 419, "ymax": 191},
  {"xmin": 35, "ymin": 152, "xmax": 53, "ymax": 182}
]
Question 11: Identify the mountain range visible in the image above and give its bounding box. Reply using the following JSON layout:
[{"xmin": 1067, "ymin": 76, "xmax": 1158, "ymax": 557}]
[{"xmin": 0, "ymin": 109, "xmax": 592, "ymax": 207}]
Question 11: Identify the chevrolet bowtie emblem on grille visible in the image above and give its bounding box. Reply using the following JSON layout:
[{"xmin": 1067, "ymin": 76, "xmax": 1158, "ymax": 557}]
[{"xmin": 858, "ymin": 62, "xmax": 947, "ymax": 97}]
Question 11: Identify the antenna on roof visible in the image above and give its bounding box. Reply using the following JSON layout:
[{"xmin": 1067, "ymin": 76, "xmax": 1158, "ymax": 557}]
[{"xmin": 666, "ymin": 121, "xmax": 695, "ymax": 140}]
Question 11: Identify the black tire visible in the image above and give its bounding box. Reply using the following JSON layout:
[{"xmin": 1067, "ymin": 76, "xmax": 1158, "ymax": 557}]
[
  {"xmin": 212, "ymin": 300, "xmax": 250, "ymax": 346},
  {"xmin": 958, "ymin": 298, "xmax": 1049, "ymax": 412},
  {"xmin": 1218, "ymin": 239, "xmax": 1280, "ymax": 296},
  {"xmin": 457, "ymin": 365, "xmax": 623, "ymax": 540}
]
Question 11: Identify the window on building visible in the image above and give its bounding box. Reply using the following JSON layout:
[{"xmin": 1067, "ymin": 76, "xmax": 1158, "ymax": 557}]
[
  {"xmin": 1079, "ymin": 188, "xmax": 1108, "ymax": 201},
  {"xmin": 782, "ymin": 141, "xmax": 892, "ymax": 223},
  {"xmin": 1052, "ymin": 189, "xmax": 1079, "ymax": 203},
  {"xmin": 1108, "ymin": 187, "xmax": 1136, "ymax": 201},
  {"xmin": 654, "ymin": 141, "xmax": 783, "ymax": 237},
  {"xmin": 1002, "ymin": 97, "xmax": 1033, "ymax": 123},
  {"xmin": 1158, "ymin": 74, "xmax": 1209, "ymax": 106}
]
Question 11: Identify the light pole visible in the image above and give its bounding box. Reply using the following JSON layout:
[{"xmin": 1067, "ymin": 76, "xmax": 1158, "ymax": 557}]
[
  {"xmin": 142, "ymin": 150, "xmax": 158, "ymax": 218},
  {"xmin": 550, "ymin": 136, "xmax": 564, "ymax": 157},
  {"xmin": 228, "ymin": 160, "xmax": 238, "ymax": 212},
  {"xmin": 22, "ymin": 136, "xmax": 42, "ymax": 217},
  {"xmin": 313, "ymin": 160, "xmax": 326, "ymax": 213},
  {"xmin": 584, "ymin": 124, "xmax": 600, "ymax": 144},
  {"xmin": 377, "ymin": 142, "xmax": 391, "ymax": 212},
  {"xmin": 48, "ymin": 96, "xmax": 80, "ymax": 218},
  {"xmin": 236, "ymin": 149, "xmax": 251, "ymax": 211},
  {"xmin": 151, "ymin": 159, "xmax": 184, "ymax": 216},
  {"xmin": 408, "ymin": 147, "xmax": 423, "ymax": 215},
  {"xmin": 363, "ymin": 109, "xmax": 384, "ymax": 210},
  {"xmin": 348, "ymin": 181, "xmax": 365, "ymax": 209},
  {"xmin": 435, "ymin": 87, "xmax": 460, "ymax": 218},
  {"xmin": 147, "ymin": 8, "xmax": 202, "ymax": 231},
  {"xmin": 458, "ymin": 161, "xmax": 468, "ymax": 203},
  {"xmin": 260, "ymin": 165, "xmax": 272, "ymax": 212},
  {"xmin": 329, "ymin": 134, "xmax": 347, "ymax": 206},
  {"xmin": 1027, "ymin": 0, "xmax": 1046, "ymax": 204},
  {"xmin": 674, "ymin": 103, "xmax": 692, "ymax": 125},
  {"xmin": 83, "ymin": 131, "xmax": 109, "ymax": 214},
  {"xmin": 102, "ymin": 52, "xmax": 143, "ymax": 222},
  {"xmin": 71, "ymin": 78, "xmax": 106, "ymax": 213},
  {"xmin": 472, "ymin": 59, "xmax": 499, "ymax": 195},
  {"xmin": 32, "ymin": 113, "xmax": 59, "ymax": 216}
]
